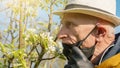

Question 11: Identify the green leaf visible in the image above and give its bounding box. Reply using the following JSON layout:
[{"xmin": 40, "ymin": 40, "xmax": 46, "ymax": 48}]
[
  {"xmin": 0, "ymin": 42, "xmax": 5, "ymax": 53},
  {"xmin": 0, "ymin": 62, "xmax": 3, "ymax": 68},
  {"xmin": 58, "ymin": 54, "xmax": 66, "ymax": 60}
]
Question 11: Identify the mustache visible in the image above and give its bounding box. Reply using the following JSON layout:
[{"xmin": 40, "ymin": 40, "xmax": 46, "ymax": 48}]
[
  {"xmin": 62, "ymin": 40, "xmax": 81, "ymax": 47},
  {"xmin": 54, "ymin": 34, "xmax": 75, "ymax": 42}
]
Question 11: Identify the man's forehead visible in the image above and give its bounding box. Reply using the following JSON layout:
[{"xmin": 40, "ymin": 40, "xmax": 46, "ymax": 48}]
[
  {"xmin": 62, "ymin": 13, "xmax": 98, "ymax": 22},
  {"xmin": 63, "ymin": 13, "xmax": 84, "ymax": 17},
  {"xmin": 63, "ymin": 13, "xmax": 98, "ymax": 20}
]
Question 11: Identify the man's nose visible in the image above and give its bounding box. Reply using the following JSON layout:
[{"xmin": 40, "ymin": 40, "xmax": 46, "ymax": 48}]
[{"xmin": 57, "ymin": 28, "xmax": 68, "ymax": 40}]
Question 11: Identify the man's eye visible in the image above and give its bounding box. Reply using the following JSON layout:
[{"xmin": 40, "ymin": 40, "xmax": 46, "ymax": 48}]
[
  {"xmin": 65, "ymin": 22, "xmax": 72, "ymax": 28},
  {"xmin": 68, "ymin": 22, "xmax": 72, "ymax": 26},
  {"xmin": 66, "ymin": 22, "xmax": 73, "ymax": 26},
  {"xmin": 63, "ymin": 21, "xmax": 77, "ymax": 28},
  {"xmin": 67, "ymin": 22, "xmax": 77, "ymax": 27}
]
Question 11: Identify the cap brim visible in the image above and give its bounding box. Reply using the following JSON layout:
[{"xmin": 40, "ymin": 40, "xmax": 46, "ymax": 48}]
[{"xmin": 54, "ymin": 8, "xmax": 120, "ymax": 27}]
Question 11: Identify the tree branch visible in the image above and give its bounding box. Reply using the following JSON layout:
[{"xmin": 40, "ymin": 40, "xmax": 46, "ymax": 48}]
[{"xmin": 41, "ymin": 56, "xmax": 56, "ymax": 60}]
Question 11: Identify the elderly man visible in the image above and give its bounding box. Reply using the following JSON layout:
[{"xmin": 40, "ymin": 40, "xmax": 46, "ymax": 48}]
[{"xmin": 54, "ymin": 0, "xmax": 120, "ymax": 68}]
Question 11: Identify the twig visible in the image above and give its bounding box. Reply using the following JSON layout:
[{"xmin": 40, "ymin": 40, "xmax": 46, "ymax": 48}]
[{"xmin": 41, "ymin": 56, "xmax": 56, "ymax": 60}]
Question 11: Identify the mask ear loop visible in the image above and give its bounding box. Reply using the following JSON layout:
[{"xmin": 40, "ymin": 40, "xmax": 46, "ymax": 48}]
[{"xmin": 77, "ymin": 24, "xmax": 98, "ymax": 47}]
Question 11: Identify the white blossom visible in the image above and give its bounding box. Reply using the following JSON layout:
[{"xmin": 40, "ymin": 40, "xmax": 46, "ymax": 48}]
[{"xmin": 27, "ymin": 28, "xmax": 36, "ymax": 33}]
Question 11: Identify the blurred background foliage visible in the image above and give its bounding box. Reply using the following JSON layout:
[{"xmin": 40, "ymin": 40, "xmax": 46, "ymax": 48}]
[{"xmin": 0, "ymin": 0, "xmax": 67, "ymax": 68}]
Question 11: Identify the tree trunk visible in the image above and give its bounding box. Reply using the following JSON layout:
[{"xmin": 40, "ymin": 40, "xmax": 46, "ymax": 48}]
[
  {"xmin": 48, "ymin": 2, "xmax": 53, "ymax": 32},
  {"xmin": 19, "ymin": 1, "xmax": 24, "ymax": 49}
]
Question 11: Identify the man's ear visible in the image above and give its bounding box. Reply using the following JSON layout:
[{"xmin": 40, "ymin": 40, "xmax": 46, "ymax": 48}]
[
  {"xmin": 95, "ymin": 25, "xmax": 106, "ymax": 42},
  {"xmin": 96, "ymin": 25, "xmax": 106, "ymax": 37}
]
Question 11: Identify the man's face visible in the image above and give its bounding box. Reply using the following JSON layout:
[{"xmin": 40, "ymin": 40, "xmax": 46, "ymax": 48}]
[{"xmin": 57, "ymin": 13, "xmax": 97, "ymax": 48}]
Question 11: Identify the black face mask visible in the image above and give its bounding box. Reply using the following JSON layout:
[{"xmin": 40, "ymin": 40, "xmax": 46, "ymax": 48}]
[
  {"xmin": 62, "ymin": 40, "xmax": 96, "ymax": 60},
  {"xmin": 80, "ymin": 44, "xmax": 96, "ymax": 59},
  {"xmin": 62, "ymin": 24, "xmax": 97, "ymax": 59}
]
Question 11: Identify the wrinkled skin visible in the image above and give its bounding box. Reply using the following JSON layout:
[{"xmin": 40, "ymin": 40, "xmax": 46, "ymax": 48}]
[
  {"xmin": 58, "ymin": 13, "xmax": 96, "ymax": 47},
  {"xmin": 57, "ymin": 13, "xmax": 115, "ymax": 64}
]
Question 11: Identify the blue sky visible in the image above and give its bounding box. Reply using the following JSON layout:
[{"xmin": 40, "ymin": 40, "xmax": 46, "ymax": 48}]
[
  {"xmin": 116, "ymin": 0, "xmax": 120, "ymax": 17},
  {"xmin": 115, "ymin": 0, "xmax": 120, "ymax": 33}
]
